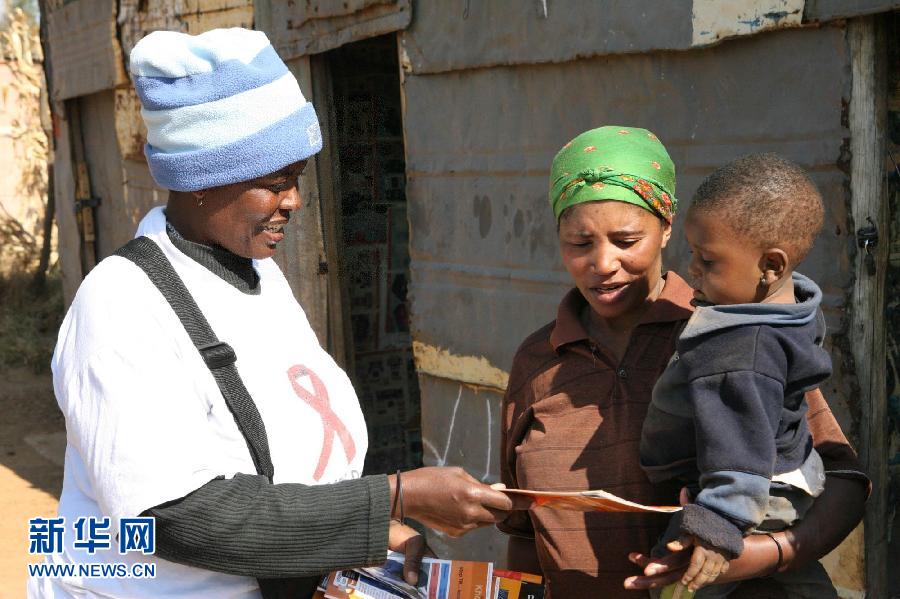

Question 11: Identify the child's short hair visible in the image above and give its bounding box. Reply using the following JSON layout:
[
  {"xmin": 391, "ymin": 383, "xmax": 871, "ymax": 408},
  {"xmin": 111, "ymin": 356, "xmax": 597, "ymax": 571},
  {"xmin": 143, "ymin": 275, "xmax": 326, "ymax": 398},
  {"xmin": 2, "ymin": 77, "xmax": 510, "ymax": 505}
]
[{"xmin": 690, "ymin": 153, "xmax": 824, "ymax": 265}]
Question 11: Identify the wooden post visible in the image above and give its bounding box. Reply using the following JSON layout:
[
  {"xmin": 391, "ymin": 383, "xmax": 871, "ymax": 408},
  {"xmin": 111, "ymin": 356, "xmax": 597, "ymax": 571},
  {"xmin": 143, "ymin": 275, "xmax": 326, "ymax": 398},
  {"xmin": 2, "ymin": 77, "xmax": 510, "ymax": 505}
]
[{"xmin": 848, "ymin": 16, "xmax": 889, "ymax": 598}]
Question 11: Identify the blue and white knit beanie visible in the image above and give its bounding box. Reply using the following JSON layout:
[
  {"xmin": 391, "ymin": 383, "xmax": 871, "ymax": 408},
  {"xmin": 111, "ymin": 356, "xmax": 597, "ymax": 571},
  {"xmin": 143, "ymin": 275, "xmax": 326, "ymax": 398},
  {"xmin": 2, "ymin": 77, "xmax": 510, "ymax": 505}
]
[{"xmin": 129, "ymin": 28, "xmax": 322, "ymax": 192}]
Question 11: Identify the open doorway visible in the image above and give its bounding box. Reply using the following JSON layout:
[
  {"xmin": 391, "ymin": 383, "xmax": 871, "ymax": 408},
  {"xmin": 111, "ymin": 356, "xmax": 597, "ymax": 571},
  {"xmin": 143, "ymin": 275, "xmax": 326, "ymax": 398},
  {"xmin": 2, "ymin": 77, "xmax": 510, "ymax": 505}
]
[{"xmin": 318, "ymin": 34, "xmax": 422, "ymax": 475}]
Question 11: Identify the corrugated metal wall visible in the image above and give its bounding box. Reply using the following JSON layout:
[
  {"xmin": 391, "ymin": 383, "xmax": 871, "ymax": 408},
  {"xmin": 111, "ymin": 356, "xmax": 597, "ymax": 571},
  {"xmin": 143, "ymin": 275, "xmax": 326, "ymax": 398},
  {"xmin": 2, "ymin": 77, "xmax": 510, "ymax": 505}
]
[{"xmin": 400, "ymin": 22, "xmax": 861, "ymax": 574}]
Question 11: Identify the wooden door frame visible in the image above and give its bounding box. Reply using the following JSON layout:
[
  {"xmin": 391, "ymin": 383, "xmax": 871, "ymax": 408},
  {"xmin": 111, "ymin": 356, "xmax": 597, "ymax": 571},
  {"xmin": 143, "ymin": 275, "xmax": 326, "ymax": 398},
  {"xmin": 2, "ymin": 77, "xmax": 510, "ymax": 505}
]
[
  {"xmin": 848, "ymin": 15, "xmax": 890, "ymax": 597},
  {"xmin": 310, "ymin": 52, "xmax": 355, "ymax": 374},
  {"xmin": 273, "ymin": 57, "xmax": 331, "ymax": 348}
]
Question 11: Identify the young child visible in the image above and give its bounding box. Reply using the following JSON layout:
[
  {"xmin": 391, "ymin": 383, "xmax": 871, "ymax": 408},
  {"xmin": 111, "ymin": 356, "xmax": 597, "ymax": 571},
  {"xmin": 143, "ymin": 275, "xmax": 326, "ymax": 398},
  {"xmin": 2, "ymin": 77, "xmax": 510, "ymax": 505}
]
[{"xmin": 640, "ymin": 153, "xmax": 836, "ymax": 597}]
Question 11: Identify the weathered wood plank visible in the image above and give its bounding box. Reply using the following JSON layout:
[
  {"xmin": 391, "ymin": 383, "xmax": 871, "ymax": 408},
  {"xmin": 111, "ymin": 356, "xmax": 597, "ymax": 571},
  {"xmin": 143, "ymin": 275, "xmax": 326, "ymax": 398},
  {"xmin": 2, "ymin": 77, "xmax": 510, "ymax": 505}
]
[
  {"xmin": 113, "ymin": 88, "xmax": 146, "ymax": 163},
  {"xmin": 310, "ymin": 53, "xmax": 353, "ymax": 371},
  {"xmin": 51, "ymin": 100, "xmax": 83, "ymax": 307},
  {"xmin": 117, "ymin": 0, "xmax": 254, "ymax": 58},
  {"xmin": 847, "ymin": 16, "xmax": 889, "ymax": 598},
  {"xmin": 77, "ymin": 91, "xmax": 126, "ymax": 262},
  {"xmin": 45, "ymin": 0, "xmax": 127, "ymax": 100}
]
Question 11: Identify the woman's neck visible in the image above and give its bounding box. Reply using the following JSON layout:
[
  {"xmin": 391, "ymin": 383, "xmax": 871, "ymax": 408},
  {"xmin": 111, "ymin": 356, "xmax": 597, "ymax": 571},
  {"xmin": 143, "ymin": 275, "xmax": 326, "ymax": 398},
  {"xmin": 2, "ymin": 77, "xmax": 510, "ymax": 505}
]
[
  {"xmin": 165, "ymin": 218, "xmax": 260, "ymax": 295},
  {"xmin": 166, "ymin": 192, "xmax": 214, "ymax": 246}
]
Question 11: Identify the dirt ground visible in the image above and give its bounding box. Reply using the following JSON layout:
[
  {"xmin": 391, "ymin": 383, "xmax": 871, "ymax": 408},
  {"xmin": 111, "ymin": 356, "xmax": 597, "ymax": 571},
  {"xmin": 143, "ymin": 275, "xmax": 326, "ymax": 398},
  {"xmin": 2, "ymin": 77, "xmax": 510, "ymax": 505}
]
[{"xmin": 0, "ymin": 366, "xmax": 65, "ymax": 599}]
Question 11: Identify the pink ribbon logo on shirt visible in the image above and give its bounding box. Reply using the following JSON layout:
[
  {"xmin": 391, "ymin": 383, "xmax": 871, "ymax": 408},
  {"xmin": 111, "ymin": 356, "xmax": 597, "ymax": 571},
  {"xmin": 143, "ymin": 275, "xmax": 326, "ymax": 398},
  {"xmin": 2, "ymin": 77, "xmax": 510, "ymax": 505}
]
[{"xmin": 287, "ymin": 364, "xmax": 356, "ymax": 481}]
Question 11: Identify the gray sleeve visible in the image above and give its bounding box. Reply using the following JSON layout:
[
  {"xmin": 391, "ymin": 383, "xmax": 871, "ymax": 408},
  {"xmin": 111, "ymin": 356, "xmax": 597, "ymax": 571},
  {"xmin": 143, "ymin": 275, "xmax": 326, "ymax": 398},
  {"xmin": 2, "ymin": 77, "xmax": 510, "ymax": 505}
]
[{"xmin": 142, "ymin": 473, "xmax": 391, "ymax": 578}]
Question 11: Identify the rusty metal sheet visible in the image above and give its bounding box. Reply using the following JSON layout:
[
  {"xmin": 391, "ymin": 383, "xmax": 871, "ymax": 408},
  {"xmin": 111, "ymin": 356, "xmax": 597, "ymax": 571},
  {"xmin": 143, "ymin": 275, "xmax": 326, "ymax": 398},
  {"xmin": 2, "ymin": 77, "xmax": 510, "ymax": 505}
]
[
  {"xmin": 412, "ymin": 340, "xmax": 509, "ymax": 390},
  {"xmin": 256, "ymin": 0, "xmax": 410, "ymax": 61},
  {"xmin": 45, "ymin": 0, "xmax": 128, "ymax": 100},
  {"xmin": 805, "ymin": 0, "xmax": 900, "ymax": 21},
  {"xmin": 399, "ymin": 0, "xmax": 692, "ymax": 75},
  {"xmin": 402, "ymin": 25, "xmax": 856, "ymax": 560},
  {"xmin": 416, "ymin": 375, "xmax": 506, "ymax": 561},
  {"xmin": 691, "ymin": 0, "xmax": 804, "ymax": 47},
  {"xmin": 399, "ymin": 0, "xmax": 899, "ymax": 76}
]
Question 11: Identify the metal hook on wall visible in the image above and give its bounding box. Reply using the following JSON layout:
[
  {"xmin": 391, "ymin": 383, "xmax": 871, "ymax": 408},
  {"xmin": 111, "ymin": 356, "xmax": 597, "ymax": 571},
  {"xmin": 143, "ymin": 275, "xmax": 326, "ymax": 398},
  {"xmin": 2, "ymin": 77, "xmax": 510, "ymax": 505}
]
[{"xmin": 856, "ymin": 216, "xmax": 879, "ymax": 276}]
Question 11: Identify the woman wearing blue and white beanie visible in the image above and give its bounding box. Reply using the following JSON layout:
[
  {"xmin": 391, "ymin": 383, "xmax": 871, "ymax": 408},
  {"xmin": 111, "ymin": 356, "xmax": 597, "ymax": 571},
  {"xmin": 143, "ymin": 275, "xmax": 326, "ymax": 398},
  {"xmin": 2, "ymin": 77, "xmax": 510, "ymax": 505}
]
[{"xmin": 31, "ymin": 28, "xmax": 513, "ymax": 599}]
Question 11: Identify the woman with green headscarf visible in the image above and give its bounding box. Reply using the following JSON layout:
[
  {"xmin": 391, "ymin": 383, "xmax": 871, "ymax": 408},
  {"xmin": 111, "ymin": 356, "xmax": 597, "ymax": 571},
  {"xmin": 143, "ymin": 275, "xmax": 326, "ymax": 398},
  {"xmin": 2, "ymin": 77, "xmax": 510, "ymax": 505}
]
[{"xmin": 498, "ymin": 126, "xmax": 867, "ymax": 597}]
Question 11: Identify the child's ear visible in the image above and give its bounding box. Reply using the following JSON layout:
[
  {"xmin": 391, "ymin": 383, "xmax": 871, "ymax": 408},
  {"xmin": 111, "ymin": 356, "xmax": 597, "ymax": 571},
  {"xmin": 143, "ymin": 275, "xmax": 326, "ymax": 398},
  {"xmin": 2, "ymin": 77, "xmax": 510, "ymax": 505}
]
[{"xmin": 759, "ymin": 248, "xmax": 790, "ymax": 285}]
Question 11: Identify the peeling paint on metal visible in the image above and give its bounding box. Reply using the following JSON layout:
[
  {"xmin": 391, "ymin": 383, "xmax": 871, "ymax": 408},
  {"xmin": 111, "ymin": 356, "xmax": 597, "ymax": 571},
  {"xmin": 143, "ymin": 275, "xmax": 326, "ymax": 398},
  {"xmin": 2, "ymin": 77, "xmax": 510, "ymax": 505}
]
[
  {"xmin": 412, "ymin": 340, "xmax": 509, "ymax": 390},
  {"xmin": 45, "ymin": 0, "xmax": 129, "ymax": 100},
  {"xmin": 819, "ymin": 524, "xmax": 866, "ymax": 597},
  {"xmin": 691, "ymin": 0, "xmax": 804, "ymax": 47}
]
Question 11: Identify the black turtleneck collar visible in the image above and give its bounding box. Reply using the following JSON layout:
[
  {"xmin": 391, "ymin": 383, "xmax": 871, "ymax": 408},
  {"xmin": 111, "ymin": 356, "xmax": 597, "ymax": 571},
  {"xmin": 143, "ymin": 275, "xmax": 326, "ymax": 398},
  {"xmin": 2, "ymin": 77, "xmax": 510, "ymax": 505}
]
[{"xmin": 165, "ymin": 220, "xmax": 260, "ymax": 295}]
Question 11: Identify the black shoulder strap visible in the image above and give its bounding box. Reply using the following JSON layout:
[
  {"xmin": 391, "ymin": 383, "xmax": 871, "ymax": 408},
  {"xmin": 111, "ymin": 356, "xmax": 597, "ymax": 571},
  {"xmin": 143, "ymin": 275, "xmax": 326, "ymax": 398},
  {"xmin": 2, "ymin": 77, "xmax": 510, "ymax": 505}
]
[{"xmin": 115, "ymin": 236, "xmax": 275, "ymax": 483}]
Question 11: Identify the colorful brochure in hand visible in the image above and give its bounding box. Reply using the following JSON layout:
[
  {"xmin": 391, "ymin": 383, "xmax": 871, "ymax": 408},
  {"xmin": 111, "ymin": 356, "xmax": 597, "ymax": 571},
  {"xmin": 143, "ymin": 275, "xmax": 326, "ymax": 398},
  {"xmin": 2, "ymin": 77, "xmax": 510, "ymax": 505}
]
[
  {"xmin": 321, "ymin": 568, "xmax": 413, "ymax": 599},
  {"xmin": 502, "ymin": 488, "xmax": 681, "ymax": 513},
  {"xmin": 491, "ymin": 569, "xmax": 545, "ymax": 599},
  {"xmin": 321, "ymin": 551, "xmax": 494, "ymax": 599}
]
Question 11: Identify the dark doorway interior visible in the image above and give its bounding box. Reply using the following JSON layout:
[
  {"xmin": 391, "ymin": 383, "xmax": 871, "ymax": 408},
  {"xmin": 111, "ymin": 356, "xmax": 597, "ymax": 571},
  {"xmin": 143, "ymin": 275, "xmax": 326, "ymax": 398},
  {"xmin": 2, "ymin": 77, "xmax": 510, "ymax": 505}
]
[{"xmin": 324, "ymin": 35, "xmax": 422, "ymax": 475}]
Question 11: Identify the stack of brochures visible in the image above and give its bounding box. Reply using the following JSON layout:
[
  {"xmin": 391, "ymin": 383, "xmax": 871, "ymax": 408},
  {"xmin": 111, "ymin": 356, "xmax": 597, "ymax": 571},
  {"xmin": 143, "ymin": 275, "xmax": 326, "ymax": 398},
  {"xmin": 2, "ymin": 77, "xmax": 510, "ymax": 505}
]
[
  {"xmin": 314, "ymin": 551, "xmax": 544, "ymax": 599},
  {"xmin": 491, "ymin": 569, "xmax": 544, "ymax": 599}
]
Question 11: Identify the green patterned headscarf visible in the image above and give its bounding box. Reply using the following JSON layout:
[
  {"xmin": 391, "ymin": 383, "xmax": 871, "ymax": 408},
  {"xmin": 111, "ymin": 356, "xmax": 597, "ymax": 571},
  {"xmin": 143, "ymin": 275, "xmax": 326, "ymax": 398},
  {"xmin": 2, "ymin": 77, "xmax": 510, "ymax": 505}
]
[{"xmin": 550, "ymin": 126, "xmax": 677, "ymax": 222}]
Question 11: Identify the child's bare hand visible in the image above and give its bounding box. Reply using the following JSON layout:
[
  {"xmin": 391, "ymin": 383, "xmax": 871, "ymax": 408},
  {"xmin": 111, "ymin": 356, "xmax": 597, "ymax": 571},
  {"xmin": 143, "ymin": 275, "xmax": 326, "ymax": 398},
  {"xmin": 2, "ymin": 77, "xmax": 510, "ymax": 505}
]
[{"xmin": 667, "ymin": 535, "xmax": 730, "ymax": 591}]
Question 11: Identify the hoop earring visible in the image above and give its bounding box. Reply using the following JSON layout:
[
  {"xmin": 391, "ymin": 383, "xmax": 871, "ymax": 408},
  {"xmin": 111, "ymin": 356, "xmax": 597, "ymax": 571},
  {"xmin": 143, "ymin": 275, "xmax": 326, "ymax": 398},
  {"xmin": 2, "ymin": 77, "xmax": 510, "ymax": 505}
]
[{"xmin": 194, "ymin": 192, "xmax": 205, "ymax": 207}]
